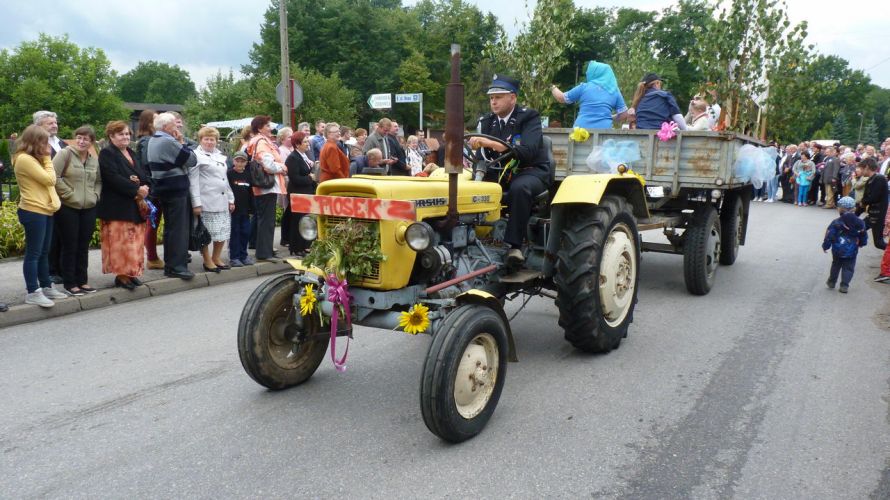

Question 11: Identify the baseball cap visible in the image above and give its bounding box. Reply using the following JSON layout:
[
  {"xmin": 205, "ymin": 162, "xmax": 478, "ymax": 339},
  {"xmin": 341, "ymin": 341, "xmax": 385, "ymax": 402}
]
[
  {"xmin": 233, "ymin": 151, "xmax": 248, "ymax": 161},
  {"xmin": 641, "ymin": 72, "xmax": 662, "ymax": 85},
  {"xmin": 837, "ymin": 197, "xmax": 855, "ymax": 209}
]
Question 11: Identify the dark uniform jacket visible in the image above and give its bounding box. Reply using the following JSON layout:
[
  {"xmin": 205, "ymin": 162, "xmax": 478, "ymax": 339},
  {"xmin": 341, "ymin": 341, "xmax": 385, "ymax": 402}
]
[{"xmin": 478, "ymin": 106, "xmax": 550, "ymax": 186}]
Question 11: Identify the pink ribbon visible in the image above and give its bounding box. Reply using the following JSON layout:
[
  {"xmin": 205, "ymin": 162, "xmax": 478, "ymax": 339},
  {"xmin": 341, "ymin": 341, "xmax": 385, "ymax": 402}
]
[
  {"xmin": 657, "ymin": 121, "xmax": 677, "ymax": 142},
  {"xmin": 325, "ymin": 274, "xmax": 352, "ymax": 372}
]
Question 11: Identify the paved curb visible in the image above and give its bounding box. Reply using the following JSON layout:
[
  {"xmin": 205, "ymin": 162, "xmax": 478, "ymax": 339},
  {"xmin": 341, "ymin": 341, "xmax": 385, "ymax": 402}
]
[{"xmin": 0, "ymin": 261, "xmax": 293, "ymax": 330}]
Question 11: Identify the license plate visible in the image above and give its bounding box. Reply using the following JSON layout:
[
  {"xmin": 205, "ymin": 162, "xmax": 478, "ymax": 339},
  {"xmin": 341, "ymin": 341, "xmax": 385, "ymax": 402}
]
[
  {"xmin": 646, "ymin": 186, "xmax": 665, "ymax": 197},
  {"xmin": 290, "ymin": 194, "xmax": 416, "ymax": 221}
]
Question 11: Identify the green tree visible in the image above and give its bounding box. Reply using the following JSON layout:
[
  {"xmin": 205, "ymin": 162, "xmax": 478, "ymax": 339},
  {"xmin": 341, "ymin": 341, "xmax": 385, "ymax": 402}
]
[
  {"xmin": 394, "ymin": 50, "xmax": 441, "ymax": 130},
  {"xmin": 863, "ymin": 85, "xmax": 890, "ymax": 141},
  {"xmin": 184, "ymin": 71, "xmax": 256, "ymax": 126},
  {"xmin": 811, "ymin": 121, "xmax": 833, "ymax": 140},
  {"xmin": 0, "ymin": 34, "xmax": 126, "ymax": 137},
  {"xmin": 289, "ymin": 65, "xmax": 358, "ymax": 126},
  {"xmin": 408, "ymin": 0, "xmax": 503, "ymax": 126},
  {"xmin": 246, "ymin": 0, "xmax": 416, "ymax": 120},
  {"xmin": 118, "ymin": 61, "xmax": 197, "ymax": 104},
  {"xmin": 862, "ymin": 118, "xmax": 879, "ymax": 146},
  {"xmin": 832, "ymin": 114, "xmax": 850, "ymax": 144},
  {"xmin": 649, "ymin": 0, "xmax": 712, "ymax": 104},
  {"xmin": 487, "ymin": 0, "xmax": 576, "ymax": 117},
  {"xmin": 692, "ymin": 0, "xmax": 805, "ymax": 133}
]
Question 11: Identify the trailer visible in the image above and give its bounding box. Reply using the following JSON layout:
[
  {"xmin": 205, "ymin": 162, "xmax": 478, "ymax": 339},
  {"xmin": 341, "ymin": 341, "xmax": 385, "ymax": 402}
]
[{"xmin": 543, "ymin": 128, "xmax": 765, "ymax": 295}]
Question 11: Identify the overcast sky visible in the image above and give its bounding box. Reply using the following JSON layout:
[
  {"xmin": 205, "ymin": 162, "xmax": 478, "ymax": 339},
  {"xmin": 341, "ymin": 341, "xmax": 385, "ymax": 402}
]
[{"xmin": 2, "ymin": 0, "xmax": 888, "ymax": 91}]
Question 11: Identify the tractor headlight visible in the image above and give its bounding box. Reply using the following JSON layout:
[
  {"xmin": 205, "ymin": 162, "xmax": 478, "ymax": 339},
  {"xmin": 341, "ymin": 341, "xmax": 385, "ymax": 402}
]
[
  {"xmin": 406, "ymin": 222, "xmax": 434, "ymax": 251},
  {"xmin": 299, "ymin": 216, "xmax": 318, "ymax": 241}
]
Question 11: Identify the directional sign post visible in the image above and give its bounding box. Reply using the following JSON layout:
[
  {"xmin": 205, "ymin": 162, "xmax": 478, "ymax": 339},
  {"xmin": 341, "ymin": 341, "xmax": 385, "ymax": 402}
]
[
  {"xmin": 367, "ymin": 93, "xmax": 392, "ymax": 110},
  {"xmin": 395, "ymin": 93, "xmax": 424, "ymax": 130}
]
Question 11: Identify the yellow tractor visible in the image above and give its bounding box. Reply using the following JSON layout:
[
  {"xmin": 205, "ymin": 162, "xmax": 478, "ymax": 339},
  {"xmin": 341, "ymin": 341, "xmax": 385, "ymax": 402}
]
[{"xmin": 237, "ymin": 48, "xmax": 647, "ymax": 443}]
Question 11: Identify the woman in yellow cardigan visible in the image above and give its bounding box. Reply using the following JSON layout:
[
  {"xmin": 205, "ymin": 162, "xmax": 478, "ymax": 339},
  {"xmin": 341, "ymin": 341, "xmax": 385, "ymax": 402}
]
[{"xmin": 13, "ymin": 125, "xmax": 67, "ymax": 308}]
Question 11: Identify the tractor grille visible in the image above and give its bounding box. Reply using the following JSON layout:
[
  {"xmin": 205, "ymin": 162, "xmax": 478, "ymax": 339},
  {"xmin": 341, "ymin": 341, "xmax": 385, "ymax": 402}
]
[{"xmin": 322, "ymin": 216, "xmax": 381, "ymax": 282}]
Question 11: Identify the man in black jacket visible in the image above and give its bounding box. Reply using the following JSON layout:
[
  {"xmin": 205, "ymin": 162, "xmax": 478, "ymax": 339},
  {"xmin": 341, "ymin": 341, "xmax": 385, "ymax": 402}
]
[
  {"xmin": 469, "ymin": 74, "xmax": 550, "ymax": 266},
  {"xmin": 859, "ymin": 157, "xmax": 888, "ymax": 250}
]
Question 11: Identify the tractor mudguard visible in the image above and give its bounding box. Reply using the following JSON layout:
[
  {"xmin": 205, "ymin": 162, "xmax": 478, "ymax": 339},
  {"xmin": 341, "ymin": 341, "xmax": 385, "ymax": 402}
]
[
  {"xmin": 455, "ymin": 290, "xmax": 518, "ymax": 362},
  {"xmin": 551, "ymin": 174, "xmax": 649, "ymax": 219}
]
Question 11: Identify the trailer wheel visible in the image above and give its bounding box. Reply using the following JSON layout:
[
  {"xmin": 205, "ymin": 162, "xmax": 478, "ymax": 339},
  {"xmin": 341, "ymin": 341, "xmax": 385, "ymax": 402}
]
[
  {"xmin": 420, "ymin": 304, "xmax": 508, "ymax": 443},
  {"xmin": 238, "ymin": 274, "xmax": 327, "ymax": 390},
  {"xmin": 684, "ymin": 206, "xmax": 721, "ymax": 295},
  {"xmin": 555, "ymin": 196, "xmax": 640, "ymax": 353},
  {"xmin": 719, "ymin": 194, "xmax": 742, "ymax": 265}
]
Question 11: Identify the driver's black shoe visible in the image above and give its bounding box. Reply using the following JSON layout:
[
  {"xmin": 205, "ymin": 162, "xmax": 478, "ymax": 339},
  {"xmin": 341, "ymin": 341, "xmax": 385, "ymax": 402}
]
[{"xmin": 506, "ymin": 248, "xmax": 524, "ymax": 267}]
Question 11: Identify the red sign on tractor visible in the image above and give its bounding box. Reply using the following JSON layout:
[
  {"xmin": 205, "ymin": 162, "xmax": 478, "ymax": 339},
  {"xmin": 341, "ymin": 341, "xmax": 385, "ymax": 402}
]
[{"xmin": 290, "ymin": 194, "xmax": 417, "ymax": 221}]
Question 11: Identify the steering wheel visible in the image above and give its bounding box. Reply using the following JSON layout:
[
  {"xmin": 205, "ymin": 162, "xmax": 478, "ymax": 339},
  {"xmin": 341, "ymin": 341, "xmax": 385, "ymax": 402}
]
[{"xmin": 463, "ymin": 133, "xmax": 517, "ymax": 181}]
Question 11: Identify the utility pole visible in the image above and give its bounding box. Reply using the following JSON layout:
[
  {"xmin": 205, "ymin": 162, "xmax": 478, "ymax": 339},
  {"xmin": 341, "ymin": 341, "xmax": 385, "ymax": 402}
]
[{"xmin": 279, "ymin": 0, "xmax": 290, "ymax": 127}]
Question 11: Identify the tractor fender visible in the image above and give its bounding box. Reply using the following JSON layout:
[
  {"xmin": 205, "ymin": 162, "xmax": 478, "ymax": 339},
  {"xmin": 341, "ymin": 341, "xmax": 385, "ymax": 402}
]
[
  {"xmin": 551, "ymin": 174, "xmax": 649, "ymax": 219},
  {"xmin": 455, "ymin": 290, "xmax": 518, "ymax": 362}
]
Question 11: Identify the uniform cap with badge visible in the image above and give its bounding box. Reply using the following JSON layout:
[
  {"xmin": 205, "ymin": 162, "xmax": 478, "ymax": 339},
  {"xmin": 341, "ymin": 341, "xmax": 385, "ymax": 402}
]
[{"xmin": 487, "ymin": 74, "xmax": 520, "ymax": 95}]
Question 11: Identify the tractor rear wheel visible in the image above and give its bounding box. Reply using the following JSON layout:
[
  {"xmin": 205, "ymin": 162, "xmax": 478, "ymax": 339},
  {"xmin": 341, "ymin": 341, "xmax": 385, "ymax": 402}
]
[
  {"xmin": 238, "ymin": 274, "xmax": 328, "ymax": 390},
  {"xmin": 554, "ymin": 196, "xmax": 640, "ymax": 353}
]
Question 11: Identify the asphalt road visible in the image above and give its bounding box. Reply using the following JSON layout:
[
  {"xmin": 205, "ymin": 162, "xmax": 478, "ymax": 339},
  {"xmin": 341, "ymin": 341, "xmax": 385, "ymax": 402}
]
[{"xmin": 2, "ymin": 202, "xmax": 890, "ymax": 499}]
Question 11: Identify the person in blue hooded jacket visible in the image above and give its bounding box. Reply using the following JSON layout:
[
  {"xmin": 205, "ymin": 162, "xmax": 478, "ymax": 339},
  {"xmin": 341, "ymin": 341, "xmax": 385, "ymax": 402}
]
[
  {"xmin": 550, "ymin": 61, "xmax": 631, "ymax": 129},
  {"xmin": 628, "ymin": 72, "xmax": 687, "ymax": 130},
  {"xmin": 822, "ymin": 196, "xmax": 867, "ymax": 293}
]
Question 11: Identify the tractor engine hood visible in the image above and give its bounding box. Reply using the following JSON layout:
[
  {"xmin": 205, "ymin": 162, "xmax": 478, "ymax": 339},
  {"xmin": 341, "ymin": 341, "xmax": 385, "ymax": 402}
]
[{"xmin": 316, "ymin": 175, "xmax": 502, "ymax": 220}]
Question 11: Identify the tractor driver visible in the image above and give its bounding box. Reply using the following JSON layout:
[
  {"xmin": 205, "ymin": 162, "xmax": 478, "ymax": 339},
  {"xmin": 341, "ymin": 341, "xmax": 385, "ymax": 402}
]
[{"xmin": 468, "ymin": 74, "xmax": 551, "ymax": 266}]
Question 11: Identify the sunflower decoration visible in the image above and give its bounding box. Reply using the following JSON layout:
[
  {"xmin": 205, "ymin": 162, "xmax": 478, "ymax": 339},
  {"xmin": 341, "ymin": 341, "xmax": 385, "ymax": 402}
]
[
  {"xmin": 398, "ymin": 303, "xmax": 430, "ymax": 335},
  {"xmin": 569, "ymin": 127, "xmax": 590, "ymax": 143},
  {"xmin": 299, "ymin": 284, "xmax": 317, "ymax": 316}
]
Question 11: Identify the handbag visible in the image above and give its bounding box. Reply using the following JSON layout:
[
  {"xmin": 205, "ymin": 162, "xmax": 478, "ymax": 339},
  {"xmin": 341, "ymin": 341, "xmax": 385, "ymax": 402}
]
[
  {"xmin": 189, "ymin": 215, "xmax": 212, "ymax": 251},
  {"xmin": 249, "ymin": 159, "xmax": 276, "ymax": 189},
  {"xmin": 247, "ymin": 139, "xmax": 276, "ymax": 189}
]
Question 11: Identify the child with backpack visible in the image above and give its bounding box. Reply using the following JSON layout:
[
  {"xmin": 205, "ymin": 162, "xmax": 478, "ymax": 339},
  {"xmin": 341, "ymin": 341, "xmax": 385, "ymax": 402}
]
[{"xmin": 822, "ymin": 196, "xmax": 867, "ymax": 293}]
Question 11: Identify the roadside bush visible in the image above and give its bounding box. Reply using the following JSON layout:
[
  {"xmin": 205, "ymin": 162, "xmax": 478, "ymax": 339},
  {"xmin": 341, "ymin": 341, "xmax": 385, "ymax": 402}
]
[{"xmin": 0, "ymin": 200, "xmax": 25, "ymax": 258}]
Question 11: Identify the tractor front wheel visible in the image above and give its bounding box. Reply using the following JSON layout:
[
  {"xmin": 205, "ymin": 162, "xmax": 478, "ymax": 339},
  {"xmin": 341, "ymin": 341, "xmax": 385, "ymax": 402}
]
[
  {"xmin": 238, "ymin": 274, "xmax": 328, "ymax": 390},
  {"xmin": 420, "ymin": 304, "xmax": 508, "ymax": 443}
]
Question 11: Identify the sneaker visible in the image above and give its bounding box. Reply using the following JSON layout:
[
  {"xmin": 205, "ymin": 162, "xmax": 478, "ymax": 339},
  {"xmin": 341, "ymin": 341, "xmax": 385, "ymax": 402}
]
[
  {"xmin": 839, "ymin": 285, "xmax": 849, "ymax": 293},
  {"xmin": 25, "ymin": 290, "xmax": 54, "ymax": 308},
  {"xmin": 765, "ymin": 199, "xmax": 774, "ymax": 203},
  {"xmin": 42, "ymin": 286, "xmax": 69, "ymax": 299},
  {"xmin": 826, "ymin": 280, "xmax": 836, "ymax": 289},
  {"xmin": 243, "ymin": 256, "xmax": 256, "ymax": 265},
  {"xmin": 874, "ymin": 275, "xmax": 890, "ymax": 283},
  {"xmin": 49, "ymin": 274, "xmax": 63, "ymax": 284},
  {"xmin": 230, "ymin": 259, "xmax": 244, "ymax": 267}
]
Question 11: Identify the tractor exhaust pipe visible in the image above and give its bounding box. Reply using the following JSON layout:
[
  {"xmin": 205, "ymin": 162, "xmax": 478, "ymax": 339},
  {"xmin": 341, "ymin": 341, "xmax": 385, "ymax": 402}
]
[{"xmin": 442, "ymin": 43, "xmax": 463, "ymax": 231}]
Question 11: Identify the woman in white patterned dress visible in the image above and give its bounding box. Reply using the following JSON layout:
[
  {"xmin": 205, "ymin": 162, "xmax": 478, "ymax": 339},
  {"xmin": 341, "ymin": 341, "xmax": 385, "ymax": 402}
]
[{"xmin": 189, "ymin": 126, "xmax": 234, "ymax": 272}]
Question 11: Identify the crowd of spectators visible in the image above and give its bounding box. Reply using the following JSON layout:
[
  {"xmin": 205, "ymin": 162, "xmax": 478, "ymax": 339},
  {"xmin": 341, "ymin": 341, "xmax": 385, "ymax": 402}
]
[{"xmin": 2, "ymin": 109, "xmax": 437, "ymax": 309}]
